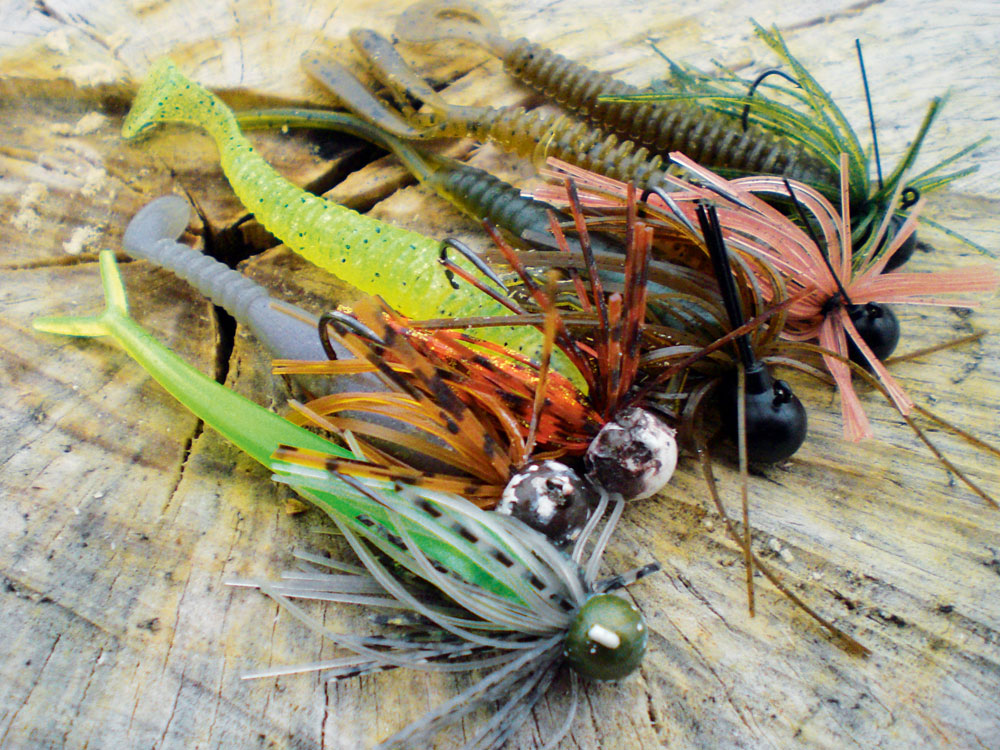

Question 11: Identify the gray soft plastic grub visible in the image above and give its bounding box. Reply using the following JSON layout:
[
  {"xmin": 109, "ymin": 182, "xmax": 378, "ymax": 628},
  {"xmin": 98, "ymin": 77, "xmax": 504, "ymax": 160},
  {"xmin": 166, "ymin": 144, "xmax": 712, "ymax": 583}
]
[{"xmin": 123, "ymin": 194, "xmax": 191, "ymax": 253}]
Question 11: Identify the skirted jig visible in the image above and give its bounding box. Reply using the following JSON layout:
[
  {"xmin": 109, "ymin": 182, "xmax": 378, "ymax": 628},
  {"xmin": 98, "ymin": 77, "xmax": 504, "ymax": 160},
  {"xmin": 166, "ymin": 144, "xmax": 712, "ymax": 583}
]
[{"xmin": 33, "ymin": 250, "xmax": 658, "ymax": 750}]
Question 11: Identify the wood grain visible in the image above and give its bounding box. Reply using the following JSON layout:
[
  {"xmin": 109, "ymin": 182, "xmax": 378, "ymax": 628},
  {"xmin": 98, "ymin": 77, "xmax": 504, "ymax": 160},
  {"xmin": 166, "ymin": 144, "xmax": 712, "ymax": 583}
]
[{"xmin": 1, "ymin": 1, "xmax": 998, "ymax": 749}]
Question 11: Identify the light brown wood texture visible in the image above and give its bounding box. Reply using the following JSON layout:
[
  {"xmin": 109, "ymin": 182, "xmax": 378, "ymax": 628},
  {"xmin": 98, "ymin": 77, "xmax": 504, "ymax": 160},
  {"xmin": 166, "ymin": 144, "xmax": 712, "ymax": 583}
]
[{"xmin": 1, "ymin": 1, "xmax": 999, "ymax": 748}]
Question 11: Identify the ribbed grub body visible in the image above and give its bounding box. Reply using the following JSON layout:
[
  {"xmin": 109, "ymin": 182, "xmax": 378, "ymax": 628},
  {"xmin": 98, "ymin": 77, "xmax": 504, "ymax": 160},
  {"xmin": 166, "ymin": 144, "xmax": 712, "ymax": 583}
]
[
  {"xmin": 435, "ymin": 163, "xmax": 545, "ymax": 240},
  {"xmin": 175, "ymin": 242, "xmax": 266, "ymax": 323},
  {"xmin": 502, "ymin": 38, "xmax": 835, "ymax": 187},
  {"xmin": 432, "ymin": 162, "xmax": 625, "ymax": 258},
  {"xmin": 434, "ymin": 105, "xmax": 670, "ymax": 189}
]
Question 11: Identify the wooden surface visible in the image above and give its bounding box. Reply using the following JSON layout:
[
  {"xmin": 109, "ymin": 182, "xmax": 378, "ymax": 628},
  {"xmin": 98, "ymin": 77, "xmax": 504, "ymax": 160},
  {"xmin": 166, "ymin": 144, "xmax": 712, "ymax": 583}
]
[{"xmin": 1, "ymin": 1, "xmax": 999, "ymax": 748}]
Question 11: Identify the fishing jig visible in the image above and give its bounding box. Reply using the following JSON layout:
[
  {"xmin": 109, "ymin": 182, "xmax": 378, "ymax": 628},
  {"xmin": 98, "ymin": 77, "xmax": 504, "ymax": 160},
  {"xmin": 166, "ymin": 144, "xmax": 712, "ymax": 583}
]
[
  {"xmin": 596, "ymin": 26, "xmax": 984, "ymax": 263},
  {"xmin": 269, "ymin": 193, "xmax": 682, "ymax": 509},
  {"xmin": 264, "ymin": 186, "xmax": 867, "ymax": 653},
  {"xmin": 32, "ymin": 250, "xmax": 658, "ymax": 750},
  {"xmin": 393, "ymin": 2, "xmax": 986, "ymax": 266},
  {"xmin": 534, "ymin": 156, "xmax": 1000, "ymax": 504}
]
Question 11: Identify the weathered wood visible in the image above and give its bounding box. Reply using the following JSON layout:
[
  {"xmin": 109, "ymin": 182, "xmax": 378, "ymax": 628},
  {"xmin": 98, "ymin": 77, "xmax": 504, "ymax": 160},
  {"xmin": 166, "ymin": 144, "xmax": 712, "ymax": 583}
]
[{"xmin": 1, "ymin": 1, "xmax": 998, "ymax": 749}]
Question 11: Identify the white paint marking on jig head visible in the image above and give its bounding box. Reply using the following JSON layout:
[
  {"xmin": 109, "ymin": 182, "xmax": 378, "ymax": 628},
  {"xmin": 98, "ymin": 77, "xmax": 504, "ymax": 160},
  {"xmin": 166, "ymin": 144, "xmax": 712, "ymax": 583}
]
[{"xmin": 587, "ymin": 623, "xmax": 621, "ymax": 650}]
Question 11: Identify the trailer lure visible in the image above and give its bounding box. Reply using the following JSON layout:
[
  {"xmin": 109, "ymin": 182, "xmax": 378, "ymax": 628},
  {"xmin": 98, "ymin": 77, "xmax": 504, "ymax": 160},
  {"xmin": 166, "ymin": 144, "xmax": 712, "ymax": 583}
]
[
  {"xmin": 32, "ymin": 250, "xmax": 657, "ymax": 750},
  {"xmin": 393, "ymin": 2, "xmax": 987, "ymax": 262},
  {"xmin": 234, "ymin": 100, "xmax": 640, "ymax": 265},
  {"xmin": 121, "ymin": 194, "xmax": 331, "ymax": 362},
  {"xmin": 235, "ymin": 88, "xmax": 718, "ymax": 327},
  {"xmin": 121, "ymin": 58, "xmax": 577, "ymax": 383},
  {"xmin": 318, "ymin": 29, "xmax": 674, "ymax": 190},
  {"xmin": 393, "ymin": 1, "xmax": 833, "ymax": 189}
]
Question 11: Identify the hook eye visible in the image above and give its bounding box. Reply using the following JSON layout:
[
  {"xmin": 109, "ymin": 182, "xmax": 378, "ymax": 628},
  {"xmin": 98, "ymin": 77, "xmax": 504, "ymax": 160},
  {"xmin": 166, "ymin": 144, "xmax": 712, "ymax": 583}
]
[
  {"xmin": 772, "ymin": 379, "xmax": 793, "ymax": 406},
  {"xmin": 741, "ymin": 68, "xmax": 801, "ymax": 132}
]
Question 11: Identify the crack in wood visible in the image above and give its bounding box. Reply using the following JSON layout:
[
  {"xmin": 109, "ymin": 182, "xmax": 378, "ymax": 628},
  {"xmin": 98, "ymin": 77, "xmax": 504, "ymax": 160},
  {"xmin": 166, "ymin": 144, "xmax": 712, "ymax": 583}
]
[
  {"xmin": 782, "ymin": 0, "xmax": 889, "ymax": 32},
  {"xmin": 0, "ymin": 633, "xmax": 62, "ymax": 745}
]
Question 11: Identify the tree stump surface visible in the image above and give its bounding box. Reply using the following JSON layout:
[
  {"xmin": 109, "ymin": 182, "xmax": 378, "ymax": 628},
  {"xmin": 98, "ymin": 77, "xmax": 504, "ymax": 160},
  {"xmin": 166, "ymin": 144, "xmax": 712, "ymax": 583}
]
[{"xmin": 1, "ymin": 1, "xmax": 998, "ymax": 749}]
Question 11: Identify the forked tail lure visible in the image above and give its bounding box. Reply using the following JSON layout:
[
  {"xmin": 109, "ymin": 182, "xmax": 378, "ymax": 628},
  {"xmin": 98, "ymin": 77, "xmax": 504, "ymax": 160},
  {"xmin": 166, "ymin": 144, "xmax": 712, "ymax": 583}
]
[
  {"xmin": 121, "ymin": 58, "xmax": 577, "ymax": 382},
  {"xmin": 322, "ymin": 29, "xmax": 674, "ymax": 190},
  {"xmin": 32, "ymin": 250, "xmax": 657, "ymax": 750}
]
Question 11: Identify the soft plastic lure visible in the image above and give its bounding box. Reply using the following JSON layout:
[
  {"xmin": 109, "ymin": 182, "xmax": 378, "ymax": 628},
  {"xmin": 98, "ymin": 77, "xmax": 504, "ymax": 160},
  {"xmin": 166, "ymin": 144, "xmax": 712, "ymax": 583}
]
[
  {"xmin": 325, "ymin": 29, "xmax": 675, "ymax": 190},
  {"xmin": 393, "ymin": 1, "xmax": 832, "ymax": 188},
  {"xmin": 235, "ymin": 96, "xmax": 717, "ymax": 328},
  {"xmin": 121, "ymin": 58, "xmax": 575, "ymax": 381},
  {"xmin": 393, "ymin": 2, "xmax": 985, "ymax": 265},
  {"xmin": 122, "ymin": 193, "xmax": 331, "ymax": 362},
  {"xmin": 32, "ymin": 250, "xmax": 656, "ymax": 750},
  {"xmin": 234, "ymin": 101, "xmax": 636, "ymax": 263}
]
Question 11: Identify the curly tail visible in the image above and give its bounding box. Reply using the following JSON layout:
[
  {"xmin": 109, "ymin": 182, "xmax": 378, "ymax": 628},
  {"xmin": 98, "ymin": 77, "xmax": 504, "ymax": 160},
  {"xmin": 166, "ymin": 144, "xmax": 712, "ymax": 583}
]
[{"xmin": 122, "ymin": 58, "xmax": 237, "ymax": 140}]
